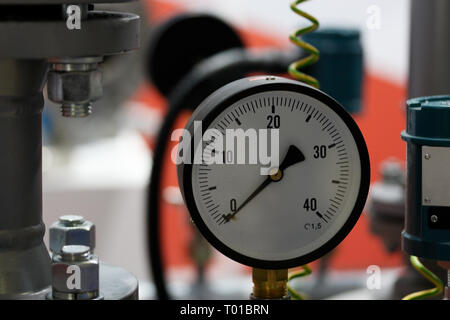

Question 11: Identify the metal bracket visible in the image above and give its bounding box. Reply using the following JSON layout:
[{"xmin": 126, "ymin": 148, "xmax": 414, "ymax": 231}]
[{"xmin": 422, "ymin": 146, "xmax": 450, "ymax": 206}]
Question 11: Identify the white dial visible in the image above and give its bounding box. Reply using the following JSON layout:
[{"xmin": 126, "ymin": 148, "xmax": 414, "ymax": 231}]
[{"xmin": 179, "ymin": 77, "xmax": 369, "ymax": 268}]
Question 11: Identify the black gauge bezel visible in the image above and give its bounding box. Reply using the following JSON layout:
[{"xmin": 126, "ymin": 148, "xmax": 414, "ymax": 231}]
[{"xmin": 178, "ymin": 76, "xmax": 370, "ymax": 269}]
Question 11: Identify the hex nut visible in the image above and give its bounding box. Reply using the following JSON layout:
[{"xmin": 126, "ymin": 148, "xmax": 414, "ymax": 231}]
[
  {"xmin": 52, "ymin": 245, "xmax": 99, "ymax": 295},
  {"xmin": 49, "ymin": 216, "xmax": 96, "ymax": 254},
  {"xmin": 47, "ymin": 70, "xmax": 103, "ymax": 103}
]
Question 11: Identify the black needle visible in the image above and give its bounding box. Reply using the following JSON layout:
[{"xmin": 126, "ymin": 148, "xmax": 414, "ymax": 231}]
[
  {"xmin": 222, "ymin": 145, "xmax": 305, "ymax": 223},
  {"xmin": 279, "ymin": 144, "xmax": 306, "ymax": 171}
]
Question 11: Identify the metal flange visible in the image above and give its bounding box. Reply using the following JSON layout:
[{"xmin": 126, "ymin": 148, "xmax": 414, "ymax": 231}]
[{"xmin": 0, "ymin": 11, "xmax": 139, "ymax": 59}]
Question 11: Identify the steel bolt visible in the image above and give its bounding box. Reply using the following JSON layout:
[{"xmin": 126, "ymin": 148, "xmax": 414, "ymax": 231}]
[
  {"xmin": 425, "ymin": 153, "xmax": 431, "ymax": 160},
  {"xmin": 431, "ymin": 215, "xmax": 438, "ymax": 223},
  {"xmin": 49, "ymin": 215, "xmax": 95, "ymax": 255},
  {"xmin": 47, "ymin": 56, "xmax": 103, "ymax": 118},
  {"xmin": 51, "ymin": 245, "xmax": 100, "ymax": 300}
]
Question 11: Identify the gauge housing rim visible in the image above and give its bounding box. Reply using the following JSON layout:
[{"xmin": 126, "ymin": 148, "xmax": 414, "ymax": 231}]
[{"xmin": 178, "ymin": 76, "xmax": 370, "ymax": 269}]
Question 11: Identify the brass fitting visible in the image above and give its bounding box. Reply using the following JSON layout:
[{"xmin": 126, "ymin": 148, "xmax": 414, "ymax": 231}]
[{"xmin": 252, "ymin": 268, "xmax": 289, "ymax": 299}]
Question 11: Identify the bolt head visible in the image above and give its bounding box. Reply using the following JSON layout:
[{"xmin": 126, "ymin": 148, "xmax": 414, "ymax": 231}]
[
  {"xmin": 59, "ymin": 215, "xmax": 85, "ymax": 226},
  {"xmin": 425, "ymin": 153, "xmax": 431, "ymax": 160},
  {"xmin": 49, "ymin": 216, "xmax": 95, "ymax": 254},
  {"xmin": 431, "ymin": 215, "xmax": 438, "ymax": 223}
]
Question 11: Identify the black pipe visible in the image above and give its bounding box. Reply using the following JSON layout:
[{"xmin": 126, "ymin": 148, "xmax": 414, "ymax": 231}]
[{"xmin": 146, "ymin": 49, "xmax": 293, "ymax": 299}]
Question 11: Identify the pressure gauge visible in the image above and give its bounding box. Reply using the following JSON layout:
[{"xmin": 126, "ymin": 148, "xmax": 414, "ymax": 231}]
[{"xmin": 177, "ymin": 76, "xmax": 370, "ymax": 269}]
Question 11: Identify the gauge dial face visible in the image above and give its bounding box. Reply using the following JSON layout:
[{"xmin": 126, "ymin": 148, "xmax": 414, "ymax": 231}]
[{"xmin": 180, "ymin": 77, "xmax": 369, "ymax": 268}]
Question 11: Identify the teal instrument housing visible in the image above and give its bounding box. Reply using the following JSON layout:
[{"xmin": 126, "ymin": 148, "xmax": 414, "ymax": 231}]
[
  {"xmin": 303, "ymin": 28, "xmax": 363, "ymax": 114},
  {"xmin": 401, "ymin": 95, "xmax": 450, "ymax": 261}
]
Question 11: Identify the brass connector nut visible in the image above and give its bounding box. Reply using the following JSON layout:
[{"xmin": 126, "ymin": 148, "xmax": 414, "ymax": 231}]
[{"xmin": 252, "ymin": 268, "xmax": 288, "ymax": 299}]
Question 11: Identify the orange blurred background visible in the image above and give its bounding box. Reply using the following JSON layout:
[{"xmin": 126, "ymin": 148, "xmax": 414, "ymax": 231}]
[{"xmin": 134, "ymin": 0, "xmax": 407, "ymax": 273}]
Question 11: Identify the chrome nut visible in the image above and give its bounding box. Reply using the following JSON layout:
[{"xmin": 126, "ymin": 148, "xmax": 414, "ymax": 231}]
[
  {"xmin": 47, "ymin": 69, "xmax": 102, "ymax": 104},
  {"xmin": 52, "ymin": 245, "xmax": 99, "ymax": 299},
  {"xmin": 49, "ymin": 215, "xmax": 96, "ymax": 255}
]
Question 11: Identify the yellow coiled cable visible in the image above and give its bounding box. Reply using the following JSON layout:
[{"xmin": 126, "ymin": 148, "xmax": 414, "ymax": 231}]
[
  {"xmin": 287, "ymin": 0, "xmax": 319, "ymax": 300},
  {"xmin": 288, "ymin": 0, "xmax": 320, "ymax": 88},
  {"xmin": 402, "ymin": 256, "xmax": 443, "ymax": 300},
  {"xmin": 288, "ymin": 265, "xmax": 312, "ymax": 300}
]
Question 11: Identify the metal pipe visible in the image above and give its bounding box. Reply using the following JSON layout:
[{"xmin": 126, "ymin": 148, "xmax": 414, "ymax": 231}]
[
  {"xmin": 409, "ymin": 0, "xmax": 450, "ymax": 98},
  {"xmin": 0, "ymin": 59, "xmax": 51, "ymax": 299}
]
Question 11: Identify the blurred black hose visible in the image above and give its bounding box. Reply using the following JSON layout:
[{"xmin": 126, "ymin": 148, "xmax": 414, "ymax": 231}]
[{"xmin": 146, "ymin": 49, "xmax": 296, "ymax": 299}]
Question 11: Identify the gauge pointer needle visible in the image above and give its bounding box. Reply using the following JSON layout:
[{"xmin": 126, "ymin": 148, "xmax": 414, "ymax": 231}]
[{"xmin": 222, "ymin": 145, "xmax": 305, "ymax": 223}]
